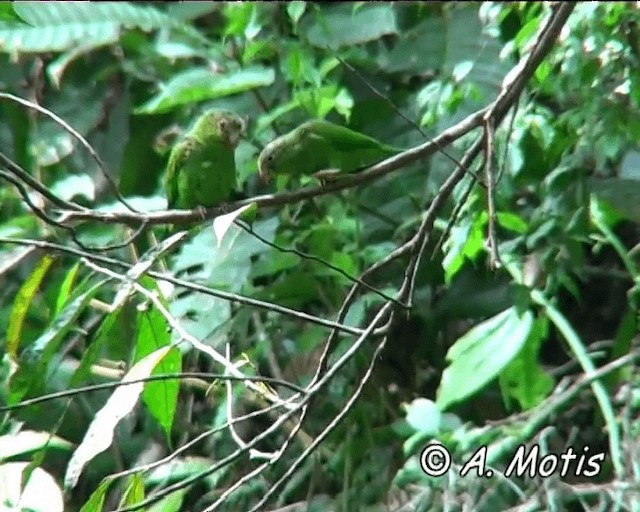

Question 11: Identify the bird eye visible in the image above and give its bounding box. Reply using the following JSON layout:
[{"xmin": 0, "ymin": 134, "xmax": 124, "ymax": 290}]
[{"xmin": 219, "ymin": 119, "xmax": 228, "ymax": 130}]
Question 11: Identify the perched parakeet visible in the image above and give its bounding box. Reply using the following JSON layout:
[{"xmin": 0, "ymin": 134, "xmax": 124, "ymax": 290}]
[
  {"xmin": 257, "ymin": 119, "xmax": 402, "ymax": 183},
  {"xmin": 165, "ymin": 109, "xmax": 246, "ymax": 209}
]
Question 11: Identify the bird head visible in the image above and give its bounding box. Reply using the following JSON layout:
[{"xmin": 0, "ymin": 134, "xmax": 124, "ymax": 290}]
[{"xmin": 199, "ymin": 109, "xmax": 246, "ymax": 149}]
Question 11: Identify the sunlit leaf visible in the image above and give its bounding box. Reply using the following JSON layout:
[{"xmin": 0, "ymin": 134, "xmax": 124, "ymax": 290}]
[
  {"xmin": 404, "ymin": 398, "xmax": 442, "ymax": 435},
  {"xmin": 0, "ymin": 431, "xmax": 73, "ymax": 460},
  {"xmin": 6, "ymin": 254, "xmax": 55, "ymax": 358},
  {"xmin": 0, "ymin": 462, "xmax": 64, "ymax": 512},
  {"xmin": 436, "ymin": 307, "xmax": 534, "ymax": 410},
  {"xmin": 64, "ymin": 346, "xmax": 172, "ymax": 490},
  {"xmin": 213, "ymin": 203, "xmax": 257, "ymax": 248},
  {"xmin": 135, "ymin": 67, "xmax": 275, "ymax": 114}
]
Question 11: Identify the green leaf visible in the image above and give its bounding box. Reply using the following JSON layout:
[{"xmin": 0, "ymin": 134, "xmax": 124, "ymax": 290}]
[
  {"xmin": 54, "ymin": 263, "xmax": 80, "ymax": 316},
  {"xmin": 13, "ymin": 1, "xmax": 172, "ymax": 29},
  {"xmin": 79, "ymin": 478, "xmax": 114, "ymax": 512},
  {"xmin": 442, "ymin": 211, "xmax": 485, "ymax": 283},
  {"xmin": 499, "ymin": 318, "xmax": 553, "ymax": 410},
  {"xmin": 135, "ymin": 301, "xmax": 180, "ymax": 444},
  {"xmin": 497, "ymin": 211, "xmax": 529, "ymax": 234},
  {"xmin": 0, "ymin": 2, "xmax": 26, "ymax": 23},
  {"xmin": 287, "ymin": 1, "xmax": 307, "ymax": 28},
  {"xmin": 70, "ymin": 304, "xmax": 134, "ymax": 387},
  {"xmin": 2, "ymin": 1, "xmax": 172, "ymax": 53},
  {"xmin": 7, "ymin": 254, "xmax": 55, "ymax": 358},
  {"xmin": 135, "ymin": 66, "xmax": 275, "ymax": 114},
  {"xmin": 436, "ymin": 307, "xmax": 534, "ymax": 410},
  {"xmin": 589, "ymin": 177, "xmax": 640, "ymax": 224},
  {"xmin": 0, "ymin": 21, "xmax": 119, "ymax": 53},
  {"xmin": 147, "ymin": 489, "xmax": 187, "ymax": 512},
  {"xmin": 119, "ymin": 473, "xmax": 145, "ymax": 507},
  {"xmin": 379, "ymin": 17, "xmax": 445, "ymax": 73},
  {"xmin": 302, "ymin": 3, "xmax": 398, "ymax": 49},
  {"xmin": 9, "ymin": 281, "xmax": 103, "ymax": 404}
]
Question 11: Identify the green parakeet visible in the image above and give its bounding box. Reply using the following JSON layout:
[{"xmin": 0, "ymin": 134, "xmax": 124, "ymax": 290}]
[
  {"xmin": 165, "ymin": 109, "xmax": 246, "ymax": 209},
  {"xmin": 257, "ymin": 119, "xmax": 402, "ymax": 183}
]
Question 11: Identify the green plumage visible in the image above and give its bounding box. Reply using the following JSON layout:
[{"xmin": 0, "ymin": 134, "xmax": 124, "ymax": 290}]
[
  {"xmin": 257, "ymin": 119, "xmax": 402, "ymax": 182},
  {"xmin": 165, "ymin": 109, "xmax": 245, "ymax": 209}
]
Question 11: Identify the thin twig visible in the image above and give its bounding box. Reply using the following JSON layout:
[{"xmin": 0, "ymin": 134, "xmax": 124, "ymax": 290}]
[
  {"xmin": 0, "ymin": 236, "xmax": 364, "ymax": 337},
  {"xmin": 235, "ymin": 220, "xmax": 408, "ymax": 308},
  {"xmin": 0, "ymin": 372, "xmax": 306, "ymax": 413},
  {"xmin": 82, "ymin": 257, "xmax": 292, "ymax": 409},
  {"xmin": 0, "ymin": 151, "xmax": 84, "ymax": 211},
  {"xmin": 483, "ymin": 116, "xmax": 501, "ymax": 269},
  {"xmin": 0, "ymin": 92, "xmax": 138, "ymax": 212},
  {"xmin": 249, "ymin": 324, "xmax": 392, "ymax": 512}
]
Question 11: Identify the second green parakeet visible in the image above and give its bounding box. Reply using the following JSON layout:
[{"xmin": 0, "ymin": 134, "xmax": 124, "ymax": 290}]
[
  {"xmin": 257, "ymin": 119, "xmax": 402, "ymax": 183},
  {"xmin": 165, "ymin": 109, "xmax": 246, "ymax": 210}
]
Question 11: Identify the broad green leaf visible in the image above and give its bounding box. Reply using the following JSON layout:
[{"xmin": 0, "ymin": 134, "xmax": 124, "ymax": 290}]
[
  {"xmin": 590, "ymin": 177, "xmax": 640, "ymax": 223},
  {"xmin": 499, "ymin": 318, "xmax": 553, "ymax": 410},
  {"xmin": 0, "ymin": 21, "xmax": 119, "ymax": 53},
  {"xmin": 64, "ymin": 346, "xmax": 172, "ymax": 491},
  {"xmin": 6, "ymin": 254, "xmax": 55, "ymax": 358},
  {"xmin": 135, "ymin": 66, "xmax": 275, "ymax": 114},
  {"xmin": 436, "ymin": 307, "xmax": 534, "ymax": 410},
  {"xmin": 302, "ymin": 3, "xmax": 398, "ymax": 49},
  {"xmin": 497, "ymin": 211, "xmax": 529, "ymax": 234},
  {"xmin": 442, "ymin": 212, "xmax": 485, "ymax": 283},
  {"xmin": 13, "ymin": 1, "xmax": 169, "ymax": 27},
  {"xmin": 70, "ymin": 304, "xmax": 133, "ymax": 387},
  {"xmin": 223, "ymin": 2, "xmax": 257, "ymax": 37},
  {"xmin": 379, "ymin": 17, "xmax": 445, "ymax": 73},
  {"xmin": 135, "ymin": 300, "xmax": 180, "ymax": 444}
]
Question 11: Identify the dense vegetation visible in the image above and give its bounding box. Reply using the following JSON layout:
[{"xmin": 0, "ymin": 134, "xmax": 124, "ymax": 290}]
[{"xmin": 1, "ymin": 2, "xmax": 639, "ymax": 511}]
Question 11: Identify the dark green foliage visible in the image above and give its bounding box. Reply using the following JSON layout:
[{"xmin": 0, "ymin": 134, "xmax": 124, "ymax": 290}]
[{"xmin": 0, "ymin": 3, "xmax": 639, "ymax": 511}]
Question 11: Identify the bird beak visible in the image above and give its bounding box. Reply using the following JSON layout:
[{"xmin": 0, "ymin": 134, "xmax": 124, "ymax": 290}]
[{"xmin": 258, "ymin": 166, "xmax": 270, "ymax": 184}]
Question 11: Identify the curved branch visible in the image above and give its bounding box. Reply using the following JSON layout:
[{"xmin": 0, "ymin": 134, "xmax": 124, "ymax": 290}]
[
  {"xmin": 57, "ymin": 108, "xmax": 486, "ymax": 226},
  {"xmin": 0, "ymin": 151, "xmax": 84, "ymax": 211},
  {"xmin": 0, "ymin": 92, "xmax": 138, "ymax": 213}
]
